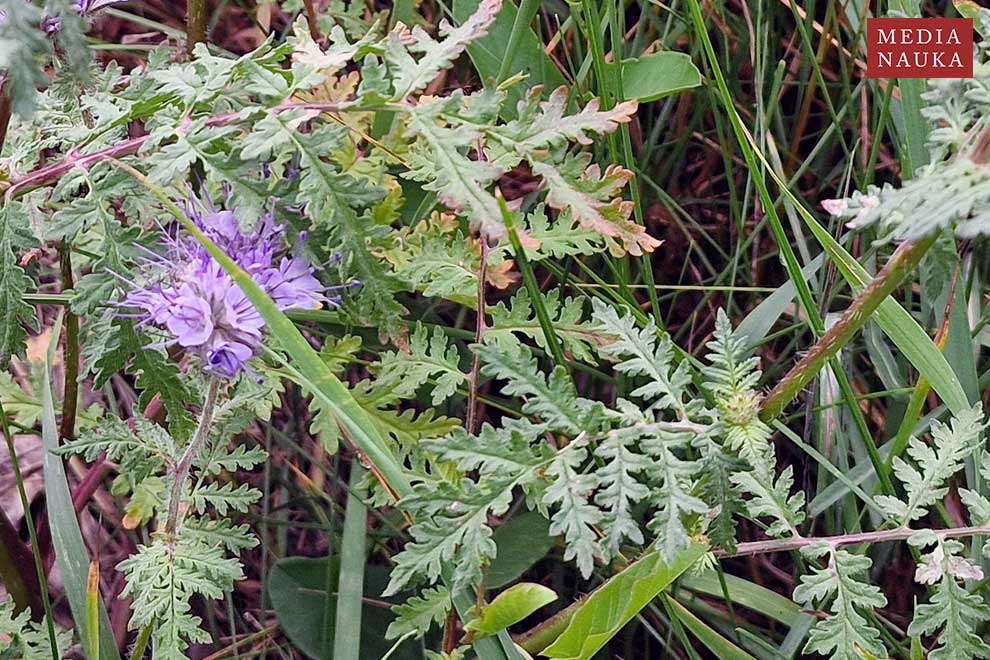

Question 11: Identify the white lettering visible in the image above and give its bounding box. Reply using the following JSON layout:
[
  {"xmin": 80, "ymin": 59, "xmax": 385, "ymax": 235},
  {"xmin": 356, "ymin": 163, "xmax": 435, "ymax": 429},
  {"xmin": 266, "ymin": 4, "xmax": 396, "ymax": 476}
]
[{"xmin": 878, "ymin": 29, "xmax": 896, "ymax": 45}]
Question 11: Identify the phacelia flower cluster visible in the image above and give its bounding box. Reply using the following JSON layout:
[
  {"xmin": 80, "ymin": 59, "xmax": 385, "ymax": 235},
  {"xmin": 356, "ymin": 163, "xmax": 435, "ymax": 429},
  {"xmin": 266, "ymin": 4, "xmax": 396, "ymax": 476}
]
[{"xmin": 120, "ymin": 201, "xmax": 335, "ymax": 380}]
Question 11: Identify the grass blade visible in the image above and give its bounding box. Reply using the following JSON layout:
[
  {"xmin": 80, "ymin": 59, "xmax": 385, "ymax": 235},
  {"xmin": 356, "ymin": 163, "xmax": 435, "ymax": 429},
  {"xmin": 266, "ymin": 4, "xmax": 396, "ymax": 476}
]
[
  {"xmin": 40, "ymin": 313, "xmax": 119, "ymax": 660},
  {"xmin": 331, "ymin": 461, "xmax": 368, "ymax": 660},
  {"xmin": 86, "ymin": 561, "xmax": 100, "ymax": 660},
  {"xmin": 665, "ymin": 596, "xmax": 756, "ymax": 660}
]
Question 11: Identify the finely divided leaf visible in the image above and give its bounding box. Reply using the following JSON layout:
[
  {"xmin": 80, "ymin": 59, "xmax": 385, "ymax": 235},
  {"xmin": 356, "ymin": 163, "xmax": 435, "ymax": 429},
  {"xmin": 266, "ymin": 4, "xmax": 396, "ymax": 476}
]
[{"xmin": 793, "ymin": 545, "xmax": 888, "ymax": 660}]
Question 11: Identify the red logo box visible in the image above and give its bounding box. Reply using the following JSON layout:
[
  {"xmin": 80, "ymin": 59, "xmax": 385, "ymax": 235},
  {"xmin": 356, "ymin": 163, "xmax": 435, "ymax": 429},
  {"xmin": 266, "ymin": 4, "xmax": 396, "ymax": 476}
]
[{"xmin": 866, "ymin": 18, "xmax": 973, "ymax": 78}]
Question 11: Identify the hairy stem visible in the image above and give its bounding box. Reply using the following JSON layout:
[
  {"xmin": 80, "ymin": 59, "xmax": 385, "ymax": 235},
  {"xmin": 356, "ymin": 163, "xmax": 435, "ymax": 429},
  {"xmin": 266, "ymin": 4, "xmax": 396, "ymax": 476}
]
[
  {"xmin": 760, "ymin": 234, "xmax": 937, "ymax": 421},
  {"xmin": 59, "ymin": 246, "xmax": 79, "ymax": 442},
  {"xmin": 466, "ymin": 241, "xmax": 488, "ymax": 436},
  {"xmin": 164, "ymin": 378, "xmax": 221, "ymax": 538},
  {"xmin": 186, "ymin": 0, "xmax": 208, "ymax": 57},
  {"xmin": 722, "ymin": 524, "xmax": 990, "ymax": 558},
  {"xmin": 0, "ymin": 75, "xmax": 12, "ymax": 154},
  {"xmin": 301, "ymin": 0, "xmax": 319, "ymax": 41},
  {"xmin": 4, "ymin": 101, "xmax": 355, "ymax": 201}
]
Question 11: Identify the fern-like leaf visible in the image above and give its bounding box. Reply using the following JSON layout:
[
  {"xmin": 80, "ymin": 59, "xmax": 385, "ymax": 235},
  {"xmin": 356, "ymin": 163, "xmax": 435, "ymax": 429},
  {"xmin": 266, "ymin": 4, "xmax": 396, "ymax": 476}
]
[
  {"xmin": 594, "ymin": 428, "xmax": 651, "ymax": 555},
  {"xmin": 373, "ymin": 323, "xmax": 467, "ymax": 405},
  {"xmin": 908, "ymin": 535, "xmax": 990, "ymax": 660},
  {"xmin": 876, "ymin": 403, "xmax": 986, "ymax": 525},
  {"xmin": 592, "ymin": 300, "xmax": 690, "ymax": 414},
  {"xmin": 532, "ymin": 154, "xmax": 659, "ymax": 257},
  {"xmin": 487, "ymin": 289, "xmax": 602, "ymax": 363},
  {"xmin": 384, "ymin": 0, "xmax": 502, "ymax": 100},
  {"xmin": 476, "ymin": 341, "xmax": 605, "ymax": 435},
  {"xmin": 384, "ymin": 479, "xmax": 515, "ymax": 595},
  {"xmin": 543, "ymin": 446, "xmax": 603, "ymax": 578},
  {"xmin": 642, "ymin": 429, "xmax": 708, "ymax": 562},
  {"xmin": 0, "ymin": 203, "xmax": 39, "ymax": 367},
  {"xmin": 731, "ymin": 465, "xmax": 805, "ymax": 539},
  {"xmin": 793, "ymin": 543, "xmax": 888, "ymax": 660},
  {"xmin": 386, "ymin": 586, "xmax": 452, "ymax": 640}
]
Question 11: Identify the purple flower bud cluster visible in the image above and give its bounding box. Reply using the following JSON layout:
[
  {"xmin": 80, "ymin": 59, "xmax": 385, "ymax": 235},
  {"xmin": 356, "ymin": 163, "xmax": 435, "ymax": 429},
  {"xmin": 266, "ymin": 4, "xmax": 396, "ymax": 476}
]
[
  {"xmin": 119, "ymin": 201, "xmax": 332, "ymax": 380},
  {"xmin": 0, "ymin": 0, "xmax": 123, "ymax": 34}
]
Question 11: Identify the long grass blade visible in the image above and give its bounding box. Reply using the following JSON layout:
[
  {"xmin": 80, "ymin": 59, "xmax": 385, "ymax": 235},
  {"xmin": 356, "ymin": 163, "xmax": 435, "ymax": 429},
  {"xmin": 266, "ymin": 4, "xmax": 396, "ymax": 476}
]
[
  {"xmin": 39, "ymin": 313, "xmax": 119, "ymax": 660},
  {"xmin": 331, "ymin": 461, "xmax": 367, "ymax": 660}
]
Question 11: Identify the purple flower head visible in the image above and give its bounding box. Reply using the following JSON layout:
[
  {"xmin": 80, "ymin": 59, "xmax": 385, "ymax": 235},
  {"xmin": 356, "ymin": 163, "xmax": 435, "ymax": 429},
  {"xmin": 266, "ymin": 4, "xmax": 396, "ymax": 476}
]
[
  {"xmin": 41, "ymin": 14, "xmax": 62, "ymax": 34},
  {"xmin": 120, "ymin": 200, "xmax": 328, "ymax": 380}
]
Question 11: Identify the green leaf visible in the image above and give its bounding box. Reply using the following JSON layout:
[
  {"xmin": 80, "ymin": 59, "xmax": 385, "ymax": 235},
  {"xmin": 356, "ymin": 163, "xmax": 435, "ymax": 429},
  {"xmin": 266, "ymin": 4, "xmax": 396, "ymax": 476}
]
[
  {"xmin": 39, "ymin": 317, "xmax": 120, "ymax": 660},
  {"xmin": 452, "ymin": 0, "xmax": 567, "ymax": 117},
  {"xmin": 118, "ymin": 534, "xmax": 244, "ymax": 658},
  {"xmin": 269, "ymin": 557, "xmax": 416, "ymax": 660},
  {"xmin": 333, "ymin": 462, "xmax": 368, "ymax": 660},
  {"xmin": 542, "ymin": 543, "xmax": 707, "ymax": 660},
  {"xmin": 0, "ymin": 204, "xmax": 38, "ymax": 367},
  {"xmin": 385, "ymin": 479, "xmax": 515, "ymax": 595},
  {"xmin": 594, "ymin": 429, "xmax": 650, "ymax": 555},
  {"xmin": 373, "ymin": 323, "xmax": 467, "ymax": 405},
  {"xmin": 487, "ymin": 289, "xmax": 602, "ymax": 364},
  {"xmin": 0, "ymin": 600, "xmax": 71, "ymax": 659},
  {"xmin": 477, "ymin": 341, "xmax": 605, "ymax": 435},
  {"xmin": 665, "ymin": 597, "xmax": 756, "ymax": 660},
  {"xmin": 486, "ymin": 512, "xmax": 555, "ymax": 589},
  {"xmin": 908, "ymin": 538, "xmax": 990, "ymax": 660},
  {"xmin": 618, "ymin": 52, "xmax": 702, "ymax": 103},
  {"xmin": 592, "ymin": 299, "xmax": 691, "ymax": 414},
  {"xmin": 496, "ymin": 86, "xmax": 639, "ymax": 154},
  {"xmin": 543, "ymin": 447, "xmax": 603, "ymax": 578},
  {"xmin": 793, "ymin": 544, "xmax": 888, "ymax": 660},
  {"xmin": 405, "ymin": 95, "xmax": 506, "ymax": 241},
  {"xmin": 387, "ymin": 586, "xmax": 452, "ymax": 640},
  {"xmin": 731, "ymin": 466, "xmax": 805, "ymax": 539},
  {"xmin": 875, "ymin": 404, "xmax": 986, "ymax": 524},
  {"xmin": 465, "ymin": 583, "xmax": 557, "ymax": 639},
  {"xmin": 385, "ymin": 0, "xmax": 503, "ymax": 100},
  {"xmin": 680, "ymin": 571, "xmax": 800, "ymax": 626},
  {"xmin": 530, "ymin": 154, "xmax": 658, "ymax": 258}
]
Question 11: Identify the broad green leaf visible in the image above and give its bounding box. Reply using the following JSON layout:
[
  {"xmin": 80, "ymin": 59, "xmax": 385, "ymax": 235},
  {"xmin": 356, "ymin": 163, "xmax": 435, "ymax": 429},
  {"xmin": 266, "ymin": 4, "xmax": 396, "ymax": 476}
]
[
  {"xmin": 666, "ymin": 597, "xmax": 756, "ymax": 660},
  {"xmin": 268, "ymin": 557, "xmax": 416, "ymax": 660},
  {"xmin": 618, "ymin": 52, "xmax": 702, "ymax": 102},
  {"xmin": 453, "ymin": 0, "xmax": 567, "ymax": 117},
  {"xmin": 465, "ymin": 583, "xmax": 557, "ymax": 639},
  {"xmin": 542, "ymin": 543, "xmax": 707, "ymax": 660},
  {"xmin": 39, "ymin": 315, "xmax": 120, "ymax": 660},
  {"xmin": 487, "ymin": 512, "xmax": 555, "ymax": 589}
]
